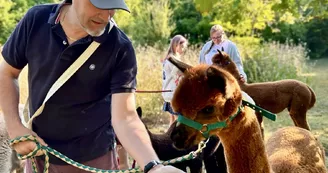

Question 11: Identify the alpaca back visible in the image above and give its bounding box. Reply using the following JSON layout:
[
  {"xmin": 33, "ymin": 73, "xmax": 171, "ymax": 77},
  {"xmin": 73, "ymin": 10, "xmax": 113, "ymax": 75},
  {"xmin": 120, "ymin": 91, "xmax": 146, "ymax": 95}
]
[{"xmin": 266, "ymin": 127, "xmax": 327, "ymax": 173}]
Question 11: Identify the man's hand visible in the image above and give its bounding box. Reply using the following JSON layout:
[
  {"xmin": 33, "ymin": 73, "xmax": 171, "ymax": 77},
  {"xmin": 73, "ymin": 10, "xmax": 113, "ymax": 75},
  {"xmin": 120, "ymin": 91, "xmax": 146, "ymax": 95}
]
[
  {"xmin": 148, "ymin": 165, "xmax": 185, "ymax": 173},
  {"xmin": 9, "ymin": 124, "xmax": 47, "ymax": 156}
]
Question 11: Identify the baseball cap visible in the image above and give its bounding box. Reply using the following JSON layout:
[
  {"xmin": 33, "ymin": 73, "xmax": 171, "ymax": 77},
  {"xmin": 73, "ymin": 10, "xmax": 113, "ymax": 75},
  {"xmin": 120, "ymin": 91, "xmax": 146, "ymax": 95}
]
[{"xmin": 89, "ymin": 0, "xmax": 130, "ymax": 12}]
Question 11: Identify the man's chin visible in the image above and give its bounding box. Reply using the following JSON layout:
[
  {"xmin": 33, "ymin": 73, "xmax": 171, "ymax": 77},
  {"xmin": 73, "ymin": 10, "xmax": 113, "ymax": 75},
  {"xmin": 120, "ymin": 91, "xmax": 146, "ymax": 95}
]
[{"xmin": 85, "ymin": 27, "xmax": 106, "ymax": 37}]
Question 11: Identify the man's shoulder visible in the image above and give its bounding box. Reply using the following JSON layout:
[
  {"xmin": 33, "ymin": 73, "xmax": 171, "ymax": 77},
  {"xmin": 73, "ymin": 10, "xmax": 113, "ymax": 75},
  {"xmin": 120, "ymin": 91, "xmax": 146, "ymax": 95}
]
[
  {"xmin": 25, "ymin": 3, "xmax": 58, "ymax": 18},
  {"xmin": 110, "ymin": 27, "xmax": 134, "ymax": 51},
  {"xmin": 20, "ymin": 3, "xmax": 59, "ymax": 28},
  {"xmin": 115, "ymin": 27, "xmax": 132, "ymax": 46}
]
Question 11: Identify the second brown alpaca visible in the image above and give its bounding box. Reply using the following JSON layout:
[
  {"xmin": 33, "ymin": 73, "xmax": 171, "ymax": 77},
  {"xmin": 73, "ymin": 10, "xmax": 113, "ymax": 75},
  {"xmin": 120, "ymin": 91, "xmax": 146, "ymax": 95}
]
[{"xmin": 212, "ymin": 50, "xmax": 316, "ymax": 131}]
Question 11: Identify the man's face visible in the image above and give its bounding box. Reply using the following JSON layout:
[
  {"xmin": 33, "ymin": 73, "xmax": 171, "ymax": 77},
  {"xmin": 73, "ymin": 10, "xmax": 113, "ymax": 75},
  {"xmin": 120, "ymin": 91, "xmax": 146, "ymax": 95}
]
[{"xmin": 73, "ymin": 0, "xmax": 116, "ymax": 36}]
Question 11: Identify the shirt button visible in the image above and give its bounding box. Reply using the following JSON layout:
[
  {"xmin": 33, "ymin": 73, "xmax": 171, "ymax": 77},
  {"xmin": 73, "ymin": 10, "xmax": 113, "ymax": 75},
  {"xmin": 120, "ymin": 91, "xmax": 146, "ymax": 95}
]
[{"xmin": 63, "ymin": 40, "xmax": 67, "ymax": 45}]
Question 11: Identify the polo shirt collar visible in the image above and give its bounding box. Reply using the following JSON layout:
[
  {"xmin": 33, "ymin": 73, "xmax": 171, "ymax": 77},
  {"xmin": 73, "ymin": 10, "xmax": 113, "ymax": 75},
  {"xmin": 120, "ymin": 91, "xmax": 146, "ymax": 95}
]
[{"xmin": 48, "ymin": 2, "xmax": 66, "ymax": 25}]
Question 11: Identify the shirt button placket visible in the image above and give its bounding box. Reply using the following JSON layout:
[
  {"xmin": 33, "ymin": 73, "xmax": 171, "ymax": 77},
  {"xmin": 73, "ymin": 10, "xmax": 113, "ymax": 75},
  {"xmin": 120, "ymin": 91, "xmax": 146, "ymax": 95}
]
[{"xmin": 63, "ymin": 40, "xmax": 67, "ymax": 45}]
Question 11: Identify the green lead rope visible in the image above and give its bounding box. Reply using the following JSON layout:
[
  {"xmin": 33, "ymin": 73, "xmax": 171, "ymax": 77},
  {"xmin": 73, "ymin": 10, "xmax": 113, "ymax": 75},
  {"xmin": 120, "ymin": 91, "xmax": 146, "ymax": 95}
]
[
  {"xmin": 10, "ymin": 135, "xmax": 209, "ymax": 173},
  {"xmin": 242, "ymin": 100, "xmax": 277, "ymax": 121}
]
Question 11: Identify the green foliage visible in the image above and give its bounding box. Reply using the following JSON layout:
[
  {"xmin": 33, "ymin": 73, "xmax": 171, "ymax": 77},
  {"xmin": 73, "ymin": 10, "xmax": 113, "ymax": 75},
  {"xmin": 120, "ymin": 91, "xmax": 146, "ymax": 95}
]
[
  {"xmin": 170, "ymin": 0, "xmax": 212, "ymax": 44},
  {"xmin": 0, "ymin": 0, "xmax": 59, "ymax": 44},
  {"xmin": 229, "ymin": 36, "xmax": 261, "ymax": 60},
  {"xmin": 114, "ymin": 0, "xmax": 142, "ymax": 35},
  {"xmin": 305, "ymin": 18, "xmax": 328, "ymax": 59},
  {"xmin": 261, "ymin": 21, "xmax": 307, "ymax": 45},
  {"xmin": 115, "ymin": 0, "xmax": 172, "ymax": 48},
  {"xmin": 244, "ymin": 42, "xmax": 314, "ymax": 83},
  {"xmin": 272, "ymin": 0, "xmax": 328, "ymax": 21},
  {"xmin": 0, "ymin": 0, "xmax": 15, "ymax": 43},
  {"xmin": 208, "ymin": 0, "xmax": 276, "ymax": 37},
  {"xmin": 193, "ymin": 0, "xmax": 217, "ymax": 14},
  {"xmin": 261, "ymin": 18, "xmax": 328, "ymax": 59}
]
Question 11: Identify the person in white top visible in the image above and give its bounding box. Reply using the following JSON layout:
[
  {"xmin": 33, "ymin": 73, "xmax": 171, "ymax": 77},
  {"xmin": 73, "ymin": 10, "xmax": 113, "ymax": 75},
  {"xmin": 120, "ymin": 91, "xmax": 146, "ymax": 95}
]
[
  {"xmin": 199, "ymin": 24, "xmax": 247, "ymax": 83},
  {"xmin": 162, "ymin": 35, "xmax": 188, "ymax": 126}
]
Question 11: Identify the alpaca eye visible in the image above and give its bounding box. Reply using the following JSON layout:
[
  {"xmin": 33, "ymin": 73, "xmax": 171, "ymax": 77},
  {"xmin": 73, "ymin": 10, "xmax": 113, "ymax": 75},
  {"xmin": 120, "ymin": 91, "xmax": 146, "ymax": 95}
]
[
  {"xmin": 225, "ymin": 61, "xmax": 231, "ymax": 65},
  {"xmin": 202, "ymin": 106, "xmax": 215, "ymax": 114}
]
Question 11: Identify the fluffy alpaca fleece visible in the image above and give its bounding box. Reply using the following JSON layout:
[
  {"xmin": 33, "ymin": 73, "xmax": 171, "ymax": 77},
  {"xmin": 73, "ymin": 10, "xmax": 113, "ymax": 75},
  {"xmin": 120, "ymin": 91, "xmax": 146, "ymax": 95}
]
[
  {"xmin": 212, "ymin": 51, "xmax": 316, "ymax": 131},
  {"xmin": 168, "ymin": 57, "xmax": 327, "ymax": 173}
]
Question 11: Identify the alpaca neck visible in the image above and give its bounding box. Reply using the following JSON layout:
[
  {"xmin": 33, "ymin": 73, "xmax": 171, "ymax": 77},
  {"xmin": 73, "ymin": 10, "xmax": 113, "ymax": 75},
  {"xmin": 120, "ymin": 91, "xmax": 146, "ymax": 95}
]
[
  {"xmin": 225, "ymin": 64, "xmax": 246, "ymax": 88},
  {"xmin": 219, "ymin": 112, "xmax": 272, "ymax": 173}
]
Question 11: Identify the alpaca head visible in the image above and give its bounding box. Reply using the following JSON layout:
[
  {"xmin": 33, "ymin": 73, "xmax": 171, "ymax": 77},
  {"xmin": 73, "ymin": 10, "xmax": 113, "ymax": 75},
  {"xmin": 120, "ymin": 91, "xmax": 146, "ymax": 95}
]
[
  {"xmin": 212, "ymin": 50, "xmax": 231, "ymax": 67},
  {"xmin": 168, "ymin": 56, "xmax": 243, "ymax": 149},
  {"xmin": 211, "ymin": 50, "xmax": 242, "ymax": 82}
]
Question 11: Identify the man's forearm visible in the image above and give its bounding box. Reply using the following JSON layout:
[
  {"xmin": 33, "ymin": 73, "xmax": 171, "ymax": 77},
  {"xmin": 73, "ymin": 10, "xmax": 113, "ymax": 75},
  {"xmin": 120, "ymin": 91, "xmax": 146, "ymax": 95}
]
[
  {"xmin": 113, "ymin": 114, "xmax": 159, "ymax": 169},
  {"xmin": 0, "ymin": 70, "xmax": 23, "ymax": 135}
]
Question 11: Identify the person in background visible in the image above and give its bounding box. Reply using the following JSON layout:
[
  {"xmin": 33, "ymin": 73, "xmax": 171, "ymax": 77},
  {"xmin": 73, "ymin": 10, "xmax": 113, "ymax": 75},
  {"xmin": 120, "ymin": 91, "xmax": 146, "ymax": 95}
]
[
  {"xmin": 162, "ymin": 35, "xmax": 188, "ymax": 126},
  {"xmin": 199, "ymin": 24, "xmax": 247, "ymax": 83}
]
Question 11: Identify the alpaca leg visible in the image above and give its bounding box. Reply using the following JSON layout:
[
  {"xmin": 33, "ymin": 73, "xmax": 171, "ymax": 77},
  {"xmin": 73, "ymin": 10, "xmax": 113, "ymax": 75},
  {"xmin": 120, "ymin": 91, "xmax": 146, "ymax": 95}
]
[
  {"xmin": 117, "ymin": 145, "xmax": 130, "ymax": 169},
  {"xmin": 289, "ymin": 108, "xmax": 311, "ymax": 131}
]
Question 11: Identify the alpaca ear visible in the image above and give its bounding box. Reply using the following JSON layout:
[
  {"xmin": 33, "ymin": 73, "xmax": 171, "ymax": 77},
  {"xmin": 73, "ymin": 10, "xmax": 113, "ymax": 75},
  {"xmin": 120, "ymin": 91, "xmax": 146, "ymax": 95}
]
[
  {"xmin": 206, "ymin": 66, "xmax": 234, "ymax": 99},
  {"xmin": 217, "ymin": 49, "xmax": 223, "ymax": 56},
  {"xmin": 168, "ymin": 56, "xmax": 193, "ymax": 73}
]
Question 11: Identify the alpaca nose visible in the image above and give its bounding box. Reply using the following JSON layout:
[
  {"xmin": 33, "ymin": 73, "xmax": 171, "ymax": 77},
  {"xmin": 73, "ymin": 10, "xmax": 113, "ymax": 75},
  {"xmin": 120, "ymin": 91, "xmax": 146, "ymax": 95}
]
[{"xmin": 170, "ymin": 126, "xmax": 188, "ymax": 149}]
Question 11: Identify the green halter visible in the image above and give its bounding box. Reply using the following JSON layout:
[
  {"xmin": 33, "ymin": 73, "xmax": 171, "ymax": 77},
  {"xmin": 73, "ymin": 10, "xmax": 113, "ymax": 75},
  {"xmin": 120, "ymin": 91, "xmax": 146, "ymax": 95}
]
[
  {"xmin": 177, "ymin": 107, "xmax": 242, "ymax": 138},
  {"xmin": 177, "ymin": 100, "xmax": 276, "ymax": 138}
]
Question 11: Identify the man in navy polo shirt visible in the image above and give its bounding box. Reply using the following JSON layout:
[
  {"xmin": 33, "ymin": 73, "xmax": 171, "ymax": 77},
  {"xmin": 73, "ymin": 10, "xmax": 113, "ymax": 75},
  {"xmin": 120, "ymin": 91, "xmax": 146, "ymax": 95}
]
[{"xmin": 0, "ymin": 0, "xmax": 184, "ymax": 172}]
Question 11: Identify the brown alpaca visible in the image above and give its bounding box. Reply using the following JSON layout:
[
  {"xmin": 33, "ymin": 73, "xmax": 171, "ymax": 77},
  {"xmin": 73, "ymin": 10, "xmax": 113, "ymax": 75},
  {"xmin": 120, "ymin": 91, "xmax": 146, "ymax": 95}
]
[
  {"xmin": 168, "ymin": 58, "xmax": 327, "ymax": 173},
  {"xmin": 212, "ymin": 50, "xmax": 316, "ymax": 131}
]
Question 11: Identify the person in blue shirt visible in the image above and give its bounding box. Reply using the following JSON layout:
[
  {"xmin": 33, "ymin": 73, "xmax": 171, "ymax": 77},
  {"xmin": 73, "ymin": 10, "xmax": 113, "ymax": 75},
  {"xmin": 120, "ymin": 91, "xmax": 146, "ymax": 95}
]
[{"xmin": 199, "ymin": 24, "xmax": 247, "ymax": 83}]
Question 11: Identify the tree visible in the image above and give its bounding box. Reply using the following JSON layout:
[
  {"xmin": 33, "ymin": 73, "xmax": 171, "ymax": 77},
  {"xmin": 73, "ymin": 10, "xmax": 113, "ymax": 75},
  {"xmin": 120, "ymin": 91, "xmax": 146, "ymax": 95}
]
[
  {"xmin": 0, "ymin": 0, "xmax": 15, "ymax": 44},
  {"xmin": 115, "ymin": 0, "xmax": 173, "ymax": 47},
  {"xmin": 0, "ymin": 0, "xmax": 59, "ymax": 44}
]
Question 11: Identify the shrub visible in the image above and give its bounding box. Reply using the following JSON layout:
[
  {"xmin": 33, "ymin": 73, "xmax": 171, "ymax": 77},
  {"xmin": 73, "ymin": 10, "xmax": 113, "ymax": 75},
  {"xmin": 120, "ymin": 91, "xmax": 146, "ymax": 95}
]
[{"xmin": 243, "ymin": 41, "xmax": 314, "ymax": 83}]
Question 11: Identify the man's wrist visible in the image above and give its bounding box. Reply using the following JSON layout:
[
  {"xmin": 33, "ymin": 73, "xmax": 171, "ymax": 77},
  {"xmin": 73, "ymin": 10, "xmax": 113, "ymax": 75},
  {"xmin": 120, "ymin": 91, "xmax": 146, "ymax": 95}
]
[{"xmin": 144, "ymin": 160, "xmax": 162, "ymax": 173}]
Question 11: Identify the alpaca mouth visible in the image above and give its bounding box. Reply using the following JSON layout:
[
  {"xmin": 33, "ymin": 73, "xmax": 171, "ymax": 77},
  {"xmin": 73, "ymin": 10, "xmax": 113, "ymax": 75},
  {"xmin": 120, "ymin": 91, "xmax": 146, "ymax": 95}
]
[
  {"xmin": 172, "ymin": 140, "xmax": 187, "ymax": 150},
  {"xmin": 171, "ymin": 132, "xmax": 198, "ymax": 150}
]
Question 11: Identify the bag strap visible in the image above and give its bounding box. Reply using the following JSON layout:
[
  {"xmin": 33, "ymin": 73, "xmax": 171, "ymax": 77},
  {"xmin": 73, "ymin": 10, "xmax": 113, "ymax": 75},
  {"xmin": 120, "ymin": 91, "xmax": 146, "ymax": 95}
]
[{"xmin": 23, "ymin": 21, "xmax": 114, "ymax": 129}]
